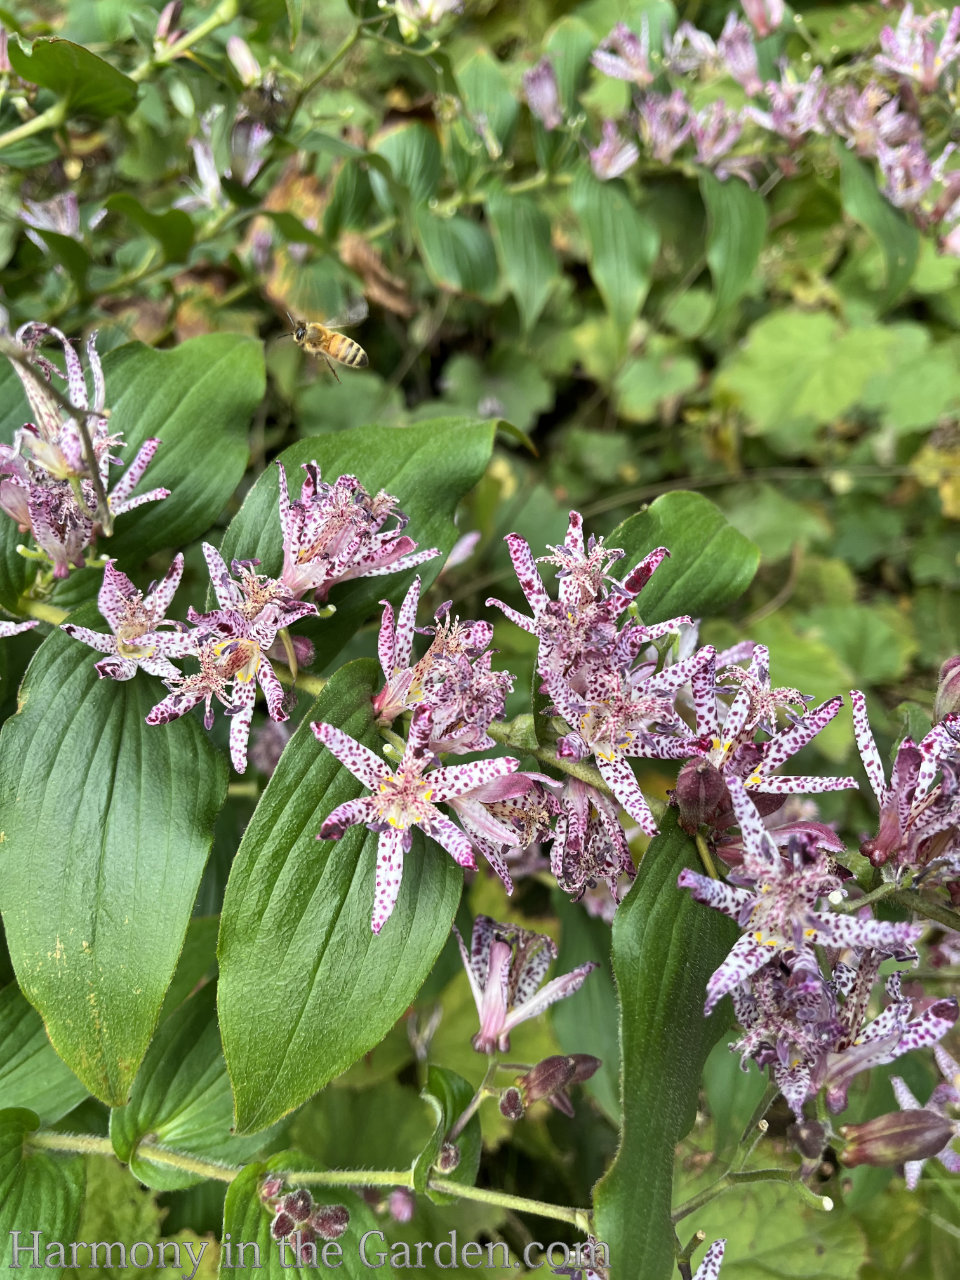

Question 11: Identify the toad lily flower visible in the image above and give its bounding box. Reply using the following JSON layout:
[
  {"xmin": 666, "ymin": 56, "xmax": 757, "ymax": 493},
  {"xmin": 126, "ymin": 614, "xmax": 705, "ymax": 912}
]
[
  {"xmin": 62, "ymin": 555, "xmax": 195, "ymax": 681},
  {"xmin": 276, "ymin": 460, "xmax": 438, "ymax": 603},
  {"xmin": 455, "ymin": 914, "xmax": 596, "ymax": 1053},
  {"xmin": 313, "ymin": 707, "xmax": 519, "ymax": 933},
  {"xmin": 679, "ymin": 776, "xmax": 922, "ymax": 1015}
]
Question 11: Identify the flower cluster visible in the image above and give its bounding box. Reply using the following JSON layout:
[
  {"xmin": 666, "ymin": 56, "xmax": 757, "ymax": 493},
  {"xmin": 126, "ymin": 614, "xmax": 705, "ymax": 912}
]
[
  {"xmin": 526, "ymin": 4, "xmax": 960, "ymax": 257},
  {"xmin": 259, "ymin": 1179, "xmax": 349, "ymax": 1253},
  {"xmin": 0, "ymin": 320, "xmax": 168, "ymax": 577}
]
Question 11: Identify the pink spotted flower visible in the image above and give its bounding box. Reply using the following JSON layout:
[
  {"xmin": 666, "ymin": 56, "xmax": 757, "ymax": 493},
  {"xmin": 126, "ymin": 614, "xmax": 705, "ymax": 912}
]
[
  {"xmin": 61, "ymin": 555, "xmax": 195, "ymax": 681},
  {"xmin": 314, "ymin": 707, "xmax": 520, "ymax": 933},
  {"xmin": 455, "ymin": 913, "xmax": 596, "ymax": 1053},
  {"xmin": 276, "ymin": 460, "xmax": 438, "ymax": 603}
]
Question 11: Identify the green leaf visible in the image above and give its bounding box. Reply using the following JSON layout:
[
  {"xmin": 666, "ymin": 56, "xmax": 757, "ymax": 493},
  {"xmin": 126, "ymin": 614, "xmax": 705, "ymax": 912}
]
[
  {"xmin": 103, "ymin": 194, "xmax": 195, "ymax": 263},
  {"xmin": 372, "ymin": 121, "xmax": 442, "ymax": 207},
  {"xmin": 216, "ymin": 420, "xmax": 496, "ymax": 670},
  {"xmin": 836, "ymin": 141, "xmax": 919, "ymax": 307},
  {"xmin": 610, "ymin": 490, "xmax": 760, "ymax": 624},
  {"xmin": 455, "ymin": 49, "xmax": 519, "ymax": 150},
  {"xmin": 110, "ymin": 983, "xmax": 273, "ymax": 1190},
  {"xmin": 0, "ymin": 984, "xmax": 90, "ymax": 1123},
  {"xmin": 285, "ymin": 0, "xmax": 303, "ymax": 45},
  {"xmin": 413, "ymin": 211, "xmax": 500, "ymax": 299},
  {"xmin": 571, "ymin": 169, "xmax": 659, "ymax": 343},
  {"xmin": 700, "ymin": 171, "xmax": 768, "ymax": 317},
  {"xmin": 97, "ymin": 336, "xmax": 259, "ymax": 562},
  {"xmin": 0, "ymin": 1109, "xmax": 85, "ymax": 1275},
  {"xmin": 613, "ymin": 336, "xmax": 699, "ymax": 423},
  {"xmin": 413, "ymin": 1066, "xmax": 482, "ymax": 1203},
  {"xmin": 487, "ymin": 189, "xmax": 559, "ymax": 332},
  {"xmin": 0, "ymin": 619, "xmax": 229, "ymax": 1103},
  {"xmin": 218, "ymin": 661, "xmax": 464, "ymax": 1133},
  {"xmin": 544, "ymin": 16, "xmax": 598, "ymax": 112},
  {"xmin": 7, "ymin": 37, "xmax": 138, "ymax": 118},
  {"xmin": 29, "ymin": 228, "xmax": 91, "ymax": 291},
  {"xmin": 221, "ymin": 1158, "xmax": 380, "ymax": 1280},
  {"xmin": 593, "ymin": 812, "xmax": 738, "ymax": 1280}
]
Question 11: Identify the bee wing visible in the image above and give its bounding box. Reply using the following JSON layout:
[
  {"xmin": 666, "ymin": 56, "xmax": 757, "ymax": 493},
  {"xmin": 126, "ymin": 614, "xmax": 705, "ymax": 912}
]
[{"xmin": 326, "ymin": 296, "xmax": 369, "ymax": 330}]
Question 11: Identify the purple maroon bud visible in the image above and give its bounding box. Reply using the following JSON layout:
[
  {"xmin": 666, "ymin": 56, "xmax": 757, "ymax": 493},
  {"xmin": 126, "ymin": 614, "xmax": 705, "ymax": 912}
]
[
  {"xmin": 935, "ymin": 656, "xmax": 960, "ymax": 722},
  {"xmin": 568, "ymin": 1054, "xmax": 602, "ymax": 1083},
  {"xmin": 271, "ymin": 1211, "xmax": 295, "ymax": 1241},
  {"xmin": 437, "ymin": 1141, "xmax": 461, "ymax": 1173},
  {"xmin": 387, "ymin": 1189, "xmax": 415, "ymax": 1224},
  {"xmin": 674, "ymin": 759, "xmax": 727, "ymax": 833},
  {"xmin": 282, "ymin": 1188, "xmax": 313, "ymax": 1222},
  {"xmin": 787, "ymin": 1120, "xmax": 827, "ymax": 1160},
  {"xmin": 310, "ymin": 1204, "xmax": 350, "ymax": 1241},
  {"xmin": 155, "ymin": 0, "xmax": 182, "ymax": 41},
  {"xmin": 499, "ymin": 1087, "xmax": 524, "ymax": 1121},
  {"xmin": 519, "ymin": 1055, "xmax": 578, "ymax": 1105},
  {"xmin": 260, "ymin": 1176, "xmax": 284, "ymax": 1201},
  {"xmin": 840, "ymin": 1110, "xmax": 955, "ymax": 1167}
]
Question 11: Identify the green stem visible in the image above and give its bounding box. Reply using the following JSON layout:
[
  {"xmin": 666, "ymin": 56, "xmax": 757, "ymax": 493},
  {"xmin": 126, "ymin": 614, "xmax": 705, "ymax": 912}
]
[
  {"xmin": 447, "ymin": 1060, "xmax": 499, "ymax": 1143},
  {"xmin": 28, "ymin": 1132, "xmax": 587, "ymax": 1226},
  {"xmin": 0, "ymin": 99, "xmax": 68, "ymax": 153},
  {"xmin": 834, "ymin": 880, "xmax": 898, "ymax": 913},
  {"xmin": 694, "ymin": 831, "xmax": 718, "ymax": 879},
  {"xmin": 285, "ymin": 25, "xmax": 363, "ymax": 124},
  {"xmin": 22, "ymin": 599, "xmax": 67, "ymax": 626},
  {"xmin": 891, "ymin": 890, "xmax": 960, "ymax": 932},
  {"xmin": 427, "ymin": 1177, "xmax": 591, "ymax": 1232},
  {"xmin": 485, "ymin": 720, "xmax": 612, "ymax": 793},
  {"xmin": 131, "ymin": 0, "xmax": 240, "ymax": 82}
]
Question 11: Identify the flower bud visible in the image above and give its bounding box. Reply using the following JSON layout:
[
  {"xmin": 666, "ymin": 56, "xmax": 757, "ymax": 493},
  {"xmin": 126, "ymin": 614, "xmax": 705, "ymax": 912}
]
[
  {"xmin": 499, "ymin": 1087, "xmax": 524, "ymax": 1121},
  {"xmin": 227, "ymin": 35, "xmax": 261, "ymax": 87},
  {"xmin": 935, "ymin": 656, "xmax": 960, "ymax": 722},
  {"xmin": 437, "ymin": 1141, "xmax": 460, "ymax": 1173},
  {"xmin": 741, "ymin": 0, "xmax": 785, "ymax": 38},
  {"xmin": 260, "ymin": 1176, "xmax": 284, "ymax": 1201},
  {"xmin": 282, "ymin": 1188, "xmax": 313, "ymax": 1222},
  {"xmin": 155, "ymin": 0, "xmax": 183, "ymax": 42},
  {"xmin": 787, "ymin": 1119, "xmax": 827, "ymax": 1160},
  {"xmin": 518, "ymin": 1055, "xmax": 577, "ymax": 1104},
  {"xmin": 270, "ymin": 1211, "xmax": 295, "ymax": 1241},
  {"xmin": 523, "ymin": 58, "xmax": 562, "ymax": 131},
  {"xmin": 387, "ymin": 1189, "xmax": 415, "ymax": 1224},
  {"xmin": 674, "ymin": 759, "xmax": 726, "ymax": 833},
  {"xmin": 310, "ymin": 1204, "xmax": 350, "ymax": 1241},
  {"xmin": 840, "ymin": 1109, "xmax": 956, "ymax": 1167},
  {"xmin": 568, "ymin": 1054, "xmax": 602, "ymax": 1084}
]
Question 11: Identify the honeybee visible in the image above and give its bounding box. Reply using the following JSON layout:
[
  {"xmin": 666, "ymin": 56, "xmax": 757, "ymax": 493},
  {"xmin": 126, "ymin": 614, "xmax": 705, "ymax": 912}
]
[{"xmin": 287, "ymin": 297, "xmax": 369, "ymax": 382}]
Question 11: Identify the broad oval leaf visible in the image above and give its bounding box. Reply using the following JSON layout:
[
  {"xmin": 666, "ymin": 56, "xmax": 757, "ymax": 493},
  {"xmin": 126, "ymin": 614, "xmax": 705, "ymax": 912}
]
[
  {"xmin": 215, "ymin": 420, "xmax": 496, "ymax": 670},
  {"xmin": 456, "ymin": 49, "xmax": 519, "ymax": 151},
  {"xmin": 610, "ymin": 490, "xmax": 760, "ymax": 624},
  {"xmin": 110, "ymin": 983, "xmax": 274, "ymax": 1190},
  {"xmin": 571, "ymin": 169, "xmax": 659, "ymax": 344},
  {"xmin": 836, "ymin": 141, "xmax": 919, "ymax": 308},
  {"xmin": 103, "ymin": 194, "xmax": 195, "ymax": 263},
  {"xmin": 97, "ymin": 335, "xmax": 259, "ymax": 563},
  {"xmin": 700, "ymin": 171, "xmax": 768, "ymax": 318},
  {"xmin": 221, "ymin": 1157, "xmax": 380, "ymax": 1280},
  {"xmin": 593, "ymin": 812, "xmax": 739, "ymax": 1280},
  {"xmin": 371, "ymin": 121, "xmax": 442, "ymax": 209},
  {"xmin": 413, "ymin": 211, "xmax": 500, "ymax": 299},
  {"xmin": 0, "ymin": 618, "xmax": 229, "ymax": 1102},
  {"xmin": 218, "ymin": 661, "xmax": 463, "ymax": 1133},
  {"xmin": 0, "ymin": 985, "xmax": 90, "ymax": 1124},
  {"xmin": 0, "ymin": 1109, "xmax": 85, "ymax": 1274},
  {"xmin": 7, "ymin": 37, "xmax": 138, "ymax": 119},
  {"xmin": 487, "ymin": 189, "xmax": 559, "ymax": 333}
]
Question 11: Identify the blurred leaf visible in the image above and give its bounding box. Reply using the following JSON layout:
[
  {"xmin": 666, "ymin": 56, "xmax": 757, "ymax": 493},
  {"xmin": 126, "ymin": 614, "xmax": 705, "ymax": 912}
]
[
  {"xmin": 414, "ymin": 1066, "xmax": 482, "ymax": 1203},
  {"xmin": 860, "ymin": 326, "xmax": 960, "ymax": 432},
  {"xmin": 456, "ymin": 49, "xmax": 519, "ymax": 149},
  {"xmin": 571, "ymin": 169, "xmax": 659, "ymax": 343},
  {"xmin": 218, "ymin": 662, "xmax": 463, "ymax": 1133},
  {"xmin": 544, "ymin": 16, "xmax": 598, "ymax": 112},
  {"xmin": 414, "ymin": 211, "xmax": 500, "ymax": 299},
  {"xmin": 700, "ymin": 171, "xmax": 768, "ymax": 317},
  {"xmin": 285, "ymin": 0, "xmax": 302, "ymax": 45},
  {"xmin": 110, "ymin": 984, "xmax": 273, "ymax": 1190},
  {"xmin": 836, "ymin": 142, "xmax": 919, "ymax": 308},
  {"xmin": 802, "ymin": 602, "xmax": 917, "ymax": 685},
  {"xmin": 0, "ymin": 985, "xmax": 90, "ymax": 1124},
  {"xmin": 487, "ymin": 189, "xmax": 559, "ymax": 332},
  {"xmin": 0, "ymin": 617, "xmax": 228, "ymax": 1103},
  {"xmin": 0, "ymin": 1109, "xmax": 85, "ymax": 1275},
  {"xmin": 372, "ymin": 122, "xmax": 442, "ymax": 208},
  {"xmin": 7, "ymin": 36, "xmax": 138, "ymax": 118},
  {"xmin": 427, "ymin": 350, "xmax": 553, "ymax": 434},
  {"xmin": 614, "ymin": 336, "xmax": 699, "ymax": 422},
  {"xmin": 611, "ymin": 490, "xmax": 760, "ymax": 624},
  {"xmin": 29, "ymin": 229, "xmax": 90, "ymax": 290},
  {"xmin": 720, "ymin": 483, "xmax": 831, "ymax": 562},
  {"xmin": 593, "ymin": 812, "xmax": 738, "ymax": 1280},
  {"xmin": 103, "ymin": 194, "xmax": 195, "ymax": 263}
]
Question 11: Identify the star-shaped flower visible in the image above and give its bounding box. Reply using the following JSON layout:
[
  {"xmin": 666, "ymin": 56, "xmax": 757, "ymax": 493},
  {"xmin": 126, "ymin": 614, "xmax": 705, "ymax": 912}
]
[
  {"xmin": 62, "ymin": 555, "xmax": 194, "ymax": 681},
  {"xmin": 313, "ymin": 706, "xmax": 519, "ymax": 933}
]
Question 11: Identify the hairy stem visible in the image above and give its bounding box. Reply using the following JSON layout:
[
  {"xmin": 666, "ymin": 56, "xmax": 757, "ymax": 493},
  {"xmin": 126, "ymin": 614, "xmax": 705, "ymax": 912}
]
[{"xmin": 0, "ymin": 99, "xmax": 68, "ymax": 153}]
